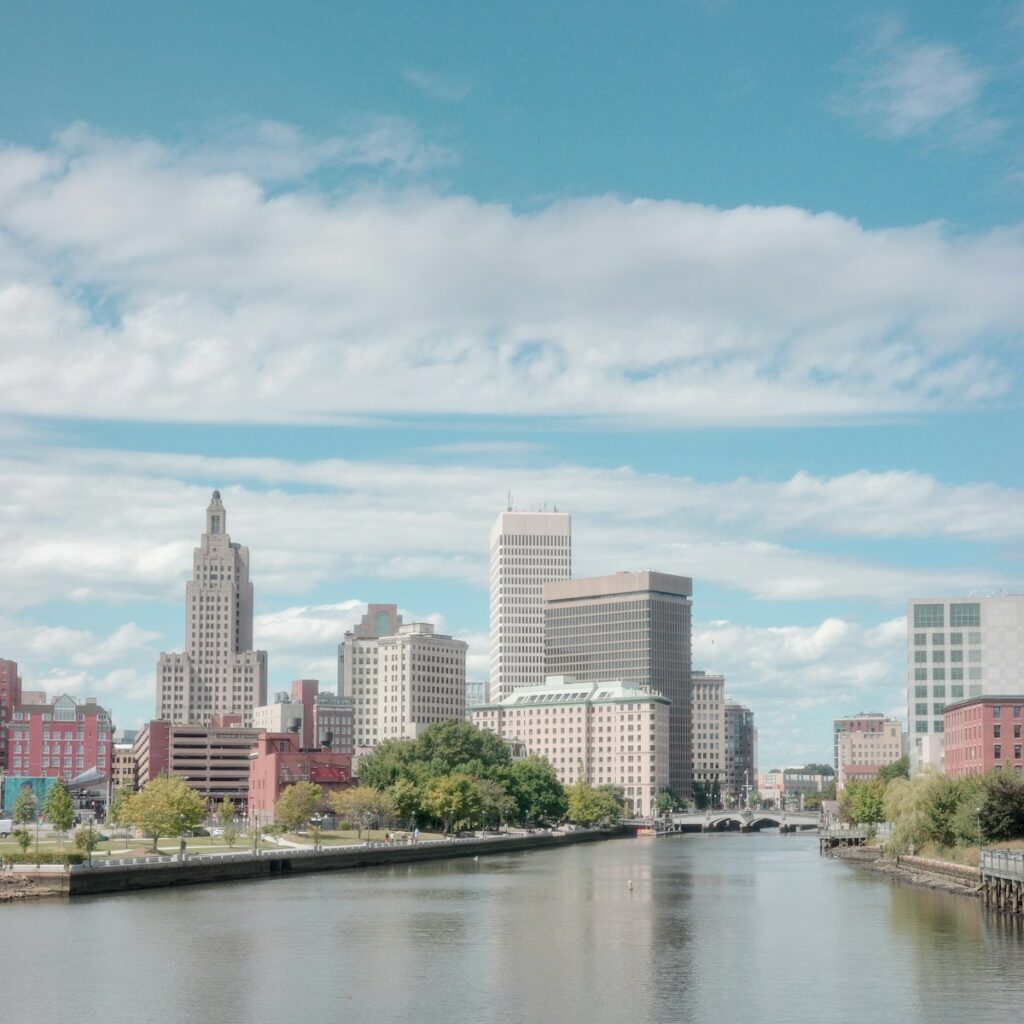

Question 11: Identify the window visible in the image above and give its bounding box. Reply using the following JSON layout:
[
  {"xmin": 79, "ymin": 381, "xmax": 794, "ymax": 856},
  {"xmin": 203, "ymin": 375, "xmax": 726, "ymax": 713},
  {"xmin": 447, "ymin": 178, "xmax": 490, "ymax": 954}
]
[
  {"xmin": 914, "ymin": 651, "xmax": 927, "ymax": 664},
  {"xmin": 950, "ymin": 603, "xmax": 980, "ymax": 627},
  {"xmin": 993, "ymin": 706, "xmax": 1002, "ymax": 719},
  {"xmin": 949, "ymin": 632, "xmax": 963, "ymax": 645},
  {"xmin": 932, "ymin": 651, "xmax": 945, "ymax": 664},
  {"xmin": 994, "ymin": 745, "xmax": 1002, "ymax": 759},
  {"xmin": 932, "ymin": 633, "xmax": 945, "ymax": 645},
  {"xmin": 915, "ymin": 685, "xmax": 928, "ymax": 698},
  {"xmin": 915, "ymin": 703, "xmax": 928, "ymax": 716},
  {"xmin": 994, "ymin": 725, "xmax": 1002, "ymax": 738},
  {"xmin": 951, "ymin": 685, "xmax": 964, "ymax": 699},
  {"xmin": 951, "ymin": 668, "xmax": 964, "ymax": 680},
  {"xmin": 933, "ymin": 703, "xmax": 945, "ymax": 715},
  {"xmin": 914, "ymin": 633, "xmax": 927, "ymax": 646},
  {"xmin": 933, "ymin": 685, "xmax": 946, "ymax": 698},
  {"xmin": 914, "ymin": 669, "xmax": 927, "ymax": 681},
  {"xmin": 933, "ymin": 669, "xmax": 945, "ymax": 681},
  {"xmin": 914, "ymin": 604, "xmax": 944, "ymax": 628}
]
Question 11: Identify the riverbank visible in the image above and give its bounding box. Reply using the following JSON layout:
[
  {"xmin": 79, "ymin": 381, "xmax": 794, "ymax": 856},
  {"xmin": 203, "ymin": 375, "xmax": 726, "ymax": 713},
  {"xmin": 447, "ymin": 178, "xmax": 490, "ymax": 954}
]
[
  {"xmin": 0, "ymin": 873, "xmax": 57, "ymax": 903},
  {"xmin": 4, "ymin": 827, "xmax": 622, "ymax": 899},
  {"xmin": 828, "ymin": 845, "xmax": 980, "ymax": 899}
]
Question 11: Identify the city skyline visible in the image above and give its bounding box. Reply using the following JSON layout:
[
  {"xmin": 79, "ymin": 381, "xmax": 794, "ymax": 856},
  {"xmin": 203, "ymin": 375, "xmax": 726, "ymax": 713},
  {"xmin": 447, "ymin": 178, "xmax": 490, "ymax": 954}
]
[{"xmin": 0, "ymin": 3, "xmax": 1021, "ymax": 771}]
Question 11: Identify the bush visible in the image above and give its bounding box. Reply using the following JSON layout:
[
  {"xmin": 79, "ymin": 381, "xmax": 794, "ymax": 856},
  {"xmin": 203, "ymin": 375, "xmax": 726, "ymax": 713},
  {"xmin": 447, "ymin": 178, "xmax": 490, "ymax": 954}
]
[{"xmin": 10, "ymin": 851, "xmax": 86, "ymax": 866}]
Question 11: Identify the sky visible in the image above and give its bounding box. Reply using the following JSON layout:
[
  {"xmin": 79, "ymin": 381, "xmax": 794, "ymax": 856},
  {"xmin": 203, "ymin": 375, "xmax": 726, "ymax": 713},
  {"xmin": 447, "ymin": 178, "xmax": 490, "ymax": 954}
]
[{"xmin": 0, "ymin": 1, "xmax": 1022, "ymax": 772}]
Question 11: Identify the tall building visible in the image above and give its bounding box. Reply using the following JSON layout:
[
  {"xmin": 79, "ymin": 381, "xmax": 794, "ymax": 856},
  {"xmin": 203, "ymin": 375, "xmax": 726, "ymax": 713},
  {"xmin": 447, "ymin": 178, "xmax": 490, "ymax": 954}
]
[
  {"xmin": 723, "ymin": 702, "xmax": 756, "ymax": 805},
  {"xmin": 489, "ymin": 509, "xmax": 571, "ymax": 701},
  {"xmin": 339, "ymin": 604, "xmax": 403, "ymax": 747},
  {"xmin": 691, "ymin": 670, "xmax": 725, "ymax": 794},
  {"xmin": 156, "ymin": 491, "xmax": 268, "ymax": 726},
  {"xmin": 469, "ymin": 675, "xmax": 670, "ymax": 816},
  {"xmin": 833, "ymin": 713, "xmax": 906, "ymax": 790},
  {"xmin": 543, "ymin": 570, "xmax": 693, "ymax": 796},
  {"xmin": 312, "ymin": 692, "xmax": 354, "ymax": 756},
  {"xmin": 907, "ymin": 596, "xmax": 1024, "ymax": 769},
  {"xmin": 0, "ymin": 658, "xmax": 22, "ymax": 771},
  {"xmin": 377, "ymin": 623, "xmax": 467, "ymax": 741}
]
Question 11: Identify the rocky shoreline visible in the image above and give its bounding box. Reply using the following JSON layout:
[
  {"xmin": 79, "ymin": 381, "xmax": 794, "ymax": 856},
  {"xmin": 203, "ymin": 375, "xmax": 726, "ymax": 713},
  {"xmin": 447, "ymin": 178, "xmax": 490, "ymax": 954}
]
[
  {"xmin": 829, "ymin": 845, "xmax": 981, "ymax": 899},
  {"xmin": 0, "ymin": 874, "xmax": 58, "ymax": 903}
]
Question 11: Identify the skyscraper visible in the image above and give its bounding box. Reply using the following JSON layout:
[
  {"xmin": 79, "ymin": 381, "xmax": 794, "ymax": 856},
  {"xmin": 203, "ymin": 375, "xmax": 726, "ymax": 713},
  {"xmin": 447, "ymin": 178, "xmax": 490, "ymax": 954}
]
[
  {"xmin": 543, "ymin": 570, "xmax": 693, "ymax": 796},
  {"xmin": 489, "ymin": 509, "xmax": 571, "ymax": 701},
  {"xmin": 907, "ymin": 595, "xmax": 1024, "ymax": 770},
  {"xmin": 156, "ymin": 490, "xmax": 267, "ymax": 726},
  {"xmin": 339, "ymin": 604, "xmax": 403, "ymax": 747}
]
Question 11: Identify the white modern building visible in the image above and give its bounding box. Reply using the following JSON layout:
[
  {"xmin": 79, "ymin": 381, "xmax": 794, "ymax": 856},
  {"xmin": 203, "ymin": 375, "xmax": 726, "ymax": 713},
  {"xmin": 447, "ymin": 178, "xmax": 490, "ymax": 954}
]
[
  {"xmin": 252, "ymin": 696, "xmax": 304, "ymax": 736},
  {"xmin": 907, "ymin": 596, "xmax": 1024, "ymax": 770},
  {"xmin": 339, "ymin": 605, "xmax": 403, "ymax": 748},
  {"xmin": 489, "ymin": 509, "xmax": 572, "ymax": 701},
  {"xmin": 156, "ymin": 491, "xmax": 267, "ymax": 726},
  {"xmin": 469, "ymin": 675, "xmax": 670, "ymax": 816}
]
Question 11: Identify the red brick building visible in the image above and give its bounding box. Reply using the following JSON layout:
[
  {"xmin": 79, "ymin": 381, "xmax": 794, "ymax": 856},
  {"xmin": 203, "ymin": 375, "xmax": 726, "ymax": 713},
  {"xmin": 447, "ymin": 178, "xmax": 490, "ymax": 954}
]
[
  {"xmin": 944, "ymin": 696, "xmax": 1024, "ymax": 778},
  {"xmin": 247, "ymin": 732, "xmax": 352, "ymax": 824},
  {"xmin": 4, "ymin": 693, "xmax": 114, "ymax": 782}
]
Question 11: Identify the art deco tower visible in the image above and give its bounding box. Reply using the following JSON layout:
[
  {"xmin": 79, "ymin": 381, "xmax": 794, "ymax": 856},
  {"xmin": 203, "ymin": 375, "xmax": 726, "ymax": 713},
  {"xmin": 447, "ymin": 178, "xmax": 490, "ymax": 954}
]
[{"xmin": 156, "ymin": 491, "xmax": 268, "ymax": 726}]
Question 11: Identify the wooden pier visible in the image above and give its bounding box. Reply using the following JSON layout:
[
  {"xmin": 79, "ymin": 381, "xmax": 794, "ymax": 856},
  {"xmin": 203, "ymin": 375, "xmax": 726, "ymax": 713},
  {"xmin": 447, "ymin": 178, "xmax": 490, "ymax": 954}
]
[{"xmin": 980, "ymin": 850, "xmax": 1024, "ymax": 913}]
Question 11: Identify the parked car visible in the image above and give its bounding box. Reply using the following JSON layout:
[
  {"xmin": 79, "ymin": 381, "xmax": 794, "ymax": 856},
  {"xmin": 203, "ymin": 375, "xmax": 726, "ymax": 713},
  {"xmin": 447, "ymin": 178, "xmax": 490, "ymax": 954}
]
[{"xmin": 211, "ymin": 827, "xmax": 224, "ymax": 837}]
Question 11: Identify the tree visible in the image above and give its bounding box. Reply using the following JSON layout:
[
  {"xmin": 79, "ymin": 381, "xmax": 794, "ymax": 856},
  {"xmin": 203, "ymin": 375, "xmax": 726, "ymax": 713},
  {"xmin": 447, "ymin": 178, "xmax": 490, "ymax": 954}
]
[
  {"xmin": 979, "ymin": 771, "xmax": 1024, "ymax": 843},
  {"xmin": 275, "ymin": 781, "xmax": 323, "ymax": 832},
  {"xmin": 567, "ymin": 778, "xmax": 622, "ymax": 826},
  {"xmin": 217, "ymin": 797, "xmax": 237, "ymax": 830},
  {"xmin": 125, "ymin": 775, "xmax": 207, "ymax": 852},
  {"xmin": 12, "ymin": 828, "xmax": 32, "ymax": 856},
  {"xmin": 475, "ymin": 778, "xmax": 516, "ymax": 831},
  {"xmin": 497, "ymin": 756, "xmax": 567, "ymax": 826},
  {"xmin": 74, "ymin": 825, "xmax": 100, "ymax": 860},
  {"xmin": 654, "ymin": 790, "xmax": 676, "ymax": 816},
  {"xmin": 12, "ymin": 788, "xmax": 37, "ymax": 826},
  {"xmin": 389, "ymin": 778, "xmax": 423, "ymax": 825},
  {"xmin": 330, "ymin": 786, "xmax": 394, "ymax": 838},
  {"xmin": 108, "ymin": 787, "xmax": 133, "ymax": 829},
  {"xmin": 423, "ymin": 774, "xmax": 481, "ymax": 835},
  {"xmin": 43, "ymin": 781, "xmax": 74, "ymax": 845},
  {"xmin": 692, "ymin": 780, "xmax": 710, "ymax": 811},
  {"xmin": 878, "ymin": 755, "xmax": 910, "ymax": 783}
]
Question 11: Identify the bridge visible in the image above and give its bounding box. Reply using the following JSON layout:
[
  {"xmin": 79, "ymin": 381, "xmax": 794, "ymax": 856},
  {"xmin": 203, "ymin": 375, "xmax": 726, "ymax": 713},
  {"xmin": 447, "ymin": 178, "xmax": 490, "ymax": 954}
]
[{"xmin": 624, "ymin": 809, "xmax": 821, "ymax": 835}]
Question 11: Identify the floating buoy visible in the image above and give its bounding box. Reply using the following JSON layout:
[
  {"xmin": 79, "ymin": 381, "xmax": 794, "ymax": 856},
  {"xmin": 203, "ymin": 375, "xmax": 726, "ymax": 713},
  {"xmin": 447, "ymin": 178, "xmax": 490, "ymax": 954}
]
[{"xmin": 627, "ymin": 880, "xmax": 633, "ymax": 891}]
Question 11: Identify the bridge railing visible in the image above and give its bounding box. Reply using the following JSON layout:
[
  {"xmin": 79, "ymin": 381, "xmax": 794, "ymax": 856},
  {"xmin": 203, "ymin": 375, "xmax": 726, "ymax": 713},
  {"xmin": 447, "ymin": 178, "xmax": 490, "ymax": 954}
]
[{"xmin": 981, "ymin": 850, "xmax": 1024, "ymax": 880}]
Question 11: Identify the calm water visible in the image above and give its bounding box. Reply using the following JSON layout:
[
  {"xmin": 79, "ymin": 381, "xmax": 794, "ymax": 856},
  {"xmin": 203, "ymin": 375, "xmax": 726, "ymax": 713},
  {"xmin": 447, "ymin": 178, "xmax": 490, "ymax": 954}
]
[{"xmin": 6, "ymin": 832, "xmax": 1024, "ymax": 1024}]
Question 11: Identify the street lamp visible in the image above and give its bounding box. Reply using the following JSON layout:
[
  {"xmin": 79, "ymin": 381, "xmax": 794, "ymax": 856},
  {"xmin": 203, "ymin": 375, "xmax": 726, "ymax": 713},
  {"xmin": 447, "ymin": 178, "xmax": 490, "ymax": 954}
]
[
  {"xmin": 976, "ymin": 806, "xmax": 983, "ymax": 867},
  {"xmin": 179, "ymin": 813, "xmax": 186, "ymax": 859}
]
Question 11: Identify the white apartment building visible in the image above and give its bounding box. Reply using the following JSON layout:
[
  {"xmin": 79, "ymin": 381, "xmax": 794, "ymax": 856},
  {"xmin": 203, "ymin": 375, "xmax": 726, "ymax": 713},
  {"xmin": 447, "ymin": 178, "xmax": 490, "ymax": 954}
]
[
  {"xmin": 489, "ymin": 509, "xmax": 571, "ymax": 701},
  {"xmin": 907, "ymin": 596, "xmax": 1024, "ymax": 769},
  {"xmin": 470, "ymin": 675, "xmax": 669, "ymax": 816},
  {"xmin": 156, "ymin": 491, "xmax": 267, "ymax": 726},
  {"xmin": 692, "ymin": 670, "xmax": 725, "ymax": 791},
  {"xmin": 377, "ymin": 623, "xmax": 467, "ymax": 741},
  {"xmin": 836, "ymin": 715, "xmax": 906, "ymax": 790}
]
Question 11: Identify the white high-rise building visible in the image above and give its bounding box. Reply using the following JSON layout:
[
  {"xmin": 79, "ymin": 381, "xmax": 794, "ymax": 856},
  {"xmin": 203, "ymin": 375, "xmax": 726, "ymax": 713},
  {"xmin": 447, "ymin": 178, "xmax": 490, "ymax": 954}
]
[
  {"xmin": 489, "ymin": 509, "xmax": 571, "ymax": 701},
  {"xmin": 907, "ymin": 596, "xmax": 1024, "ymax": 770},
  {"xmin": 339, "ymin": 604, "xmax": 403, "ymax": 748},
  {"xmin": 156, "ymin": 491, "xmax": 268, "ymax": 726}
]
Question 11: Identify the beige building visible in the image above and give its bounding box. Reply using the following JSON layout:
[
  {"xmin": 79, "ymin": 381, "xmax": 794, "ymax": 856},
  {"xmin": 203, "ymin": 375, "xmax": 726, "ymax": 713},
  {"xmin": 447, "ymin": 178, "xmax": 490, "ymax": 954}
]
[
  {"xmin": 489, "ymin": 509, "xmax": 572, "ymax": 701},
  {"xmin": 543, "ymin": 570, "xmax": 693, "ymax": 796},
  {"xmin": 692, "ymin": 670, "xmax": 725, "ymax": 791},
  {"xmin": 111, "ymin": 744, "xmax": 138, "ymax": 792},
  {"xmin": 836, "ymin": 714, "xmax": 906, "ymax": 791},
  {"xmin": 470, "ymin": 675, "xmax": 670, "ymax": 816},
  {"xmin": 156, "ymin": 491, "xmax": 268, "ymax": 726},
  {"xmin": 339, "ymin": 604, "xmax": 403, "ymax": 748},
  {"xmin": 377, "ymin": 623, "xmax": 467, "ymax": 741},
  {"xmin": 252, "ymin": 696, "xmax": 305, "ymax": 736}
]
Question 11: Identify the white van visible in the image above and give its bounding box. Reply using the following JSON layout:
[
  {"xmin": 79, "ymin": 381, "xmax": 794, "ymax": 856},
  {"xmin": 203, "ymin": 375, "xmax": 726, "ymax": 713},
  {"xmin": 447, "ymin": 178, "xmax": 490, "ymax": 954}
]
[{"xmin": 0, "ymin": 819, "xmax": 13, "ymax": 837}]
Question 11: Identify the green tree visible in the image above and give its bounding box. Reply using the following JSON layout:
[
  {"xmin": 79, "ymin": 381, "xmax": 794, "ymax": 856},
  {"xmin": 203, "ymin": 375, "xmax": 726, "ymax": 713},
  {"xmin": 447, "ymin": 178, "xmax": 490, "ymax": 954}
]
[
  {"xmin": 475, "ymin": 778, "xmax": 516, "ymax": 831},
  {"xmin": 654, "ymin": 790, "xmax": 676, "ymax": 816},
  {"xmin": 43, "ymin": 781, "xmax": 75, "ymax": 845},
  {"xmin": 497, "ymin": 756, "xmax": 567, "ymax": 826},
  {"xmin": 979, "ymin": 771, "xmax": 1024, "ymax": 843},
  {"xmin": 330, "ymin": 786, "xmax": 394, "ymax": 838},
  {"xmin": 12, "ymin": 788, "xmax": 37, "ymax": 826},
  {"xmin": 74, "ymin": 825, "xmax": 100, "ymax": 861},
  {"xmin": 692, "ymin": 780, "xmax": 710, "ymax": 811},
  {"xmin": 567, "ymin": 777, "xmax": 622, "ymax": 826},
  {"xmin": 12, "ymin": 828, "xmax": 31, "ymax": 856},
  {"xmin": 217, "ymin": 797, "xmax": 237, "ymax": 830},
  {"xmin": 275, "ymin": 781, "xmax": 324, "ymax": 832},
  {"xmin": 108, "ymin": 787, "xmax": 133, "ymax": 828},
  {"xmin": 423, "ymin": 774, "xmax": 481, "ymax": 834},
  {"xmin": 125, "ymin": 775, "xmax": 207, "ymax": 852},
  {"xmin": 878, "ymin": 755, "xmax": 910, "ymax": 783},
  {"xmin": 389, "ymin": 777, "xmax": 423, "ymax": 825},
  {"xmin": 223, "ymin": 824, "xmax": 239, "ymax": 848}
]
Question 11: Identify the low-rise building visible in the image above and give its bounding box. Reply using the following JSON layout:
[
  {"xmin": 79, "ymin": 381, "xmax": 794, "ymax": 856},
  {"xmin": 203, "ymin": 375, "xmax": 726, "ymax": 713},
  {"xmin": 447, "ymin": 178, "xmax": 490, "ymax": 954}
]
[
  {"xmin": 252, "ymin": 694, "xmax": 305, "ymax": 736},
  {"xmin": 835, "ymin": 713, "xmax": 906, "ymax": 790},
  {"xmin": 111, "ymin": 744, "xmax": 138, "ymax": 792},
  {"xmin": 944, "ymin": 696, "xmax": 1024, "ymax": 778},
  {"xmin": 469, "ymin": 674, "xmax": 669, "ymax": 816},
  {"xmin": 134, "ymin": 717, "xmax": 261, "ymax": 808},
  {"xmin": 247, "ymin": 731, "xmax": 352, "ymax": 824}
]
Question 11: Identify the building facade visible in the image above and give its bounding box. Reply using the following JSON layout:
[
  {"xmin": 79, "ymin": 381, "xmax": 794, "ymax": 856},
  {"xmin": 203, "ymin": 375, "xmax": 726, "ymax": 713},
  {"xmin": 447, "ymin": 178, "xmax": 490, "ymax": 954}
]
[
  {"xmin": 247, "ymin": 731, "xmax": 352, "ymax": 823},
  {"xmin": 134, "ymin": 717, "xmax": 261, "ymax": 807},
  {"xmin": 723, "ymin": 702, "xmax": 756, "ymax": 805},
  {"xmin": 111, "ymin": 744, "xmax": 138, "ymax": 792},
  {"xmin": 489, "ymin": 509, "xmax": 572, "ymax": 701},
  {"xmin": 377, "ymin": 624, "xmax": 467, "ymax": 741},
  {"xmin": 944, "ymin": 696, "xmax": 1024, "ymax": 778},
  {"xmin": 691, "ymin": 670, "xmax": 725, "ymax": 794},
  {"xmin": 339, "ymin": 604, "xmax": 403, "ymax": 748},
  {"xmin": 907, "ymin": 596, "xmax": 1024, "ymax": 769},
  {"xmin": 0, "ymin": 658, "xmax": 21, "ymax": 770},
  {"xmin": 469, "ymin": 675, "xmax": 670, "ymax": 816},
  {"xmin": 4, "ymin": 694, "xmax": 114, "ymax": 783},
  {"xmin": 834, "ymin": 714, "xmax": 906, "ymax": 790},
  {"xmin": 312, "ymin": 692, "xmax": 354, "ymax": 755},
  {"xmin": 543, "ymin": 570, "xmax": 693, "ymax": 796},
  {"xmin": 252, "ymin": 697, "xmax": 305, "ymax": 737},
  {"xmin": 156, "ymin": 491, "xmax": 268, "ymax": 726}
]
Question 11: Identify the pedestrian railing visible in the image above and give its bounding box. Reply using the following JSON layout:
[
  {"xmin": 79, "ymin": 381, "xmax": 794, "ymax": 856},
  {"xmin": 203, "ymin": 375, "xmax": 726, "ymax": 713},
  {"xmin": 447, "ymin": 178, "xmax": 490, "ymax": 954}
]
[{"xmin": 981, "ymin": 849, "xmax": 1024, "ymax": 880}]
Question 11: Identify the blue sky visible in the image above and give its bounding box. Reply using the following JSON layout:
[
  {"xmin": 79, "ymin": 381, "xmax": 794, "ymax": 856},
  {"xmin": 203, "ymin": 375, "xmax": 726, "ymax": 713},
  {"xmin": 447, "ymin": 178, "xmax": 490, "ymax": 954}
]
[{"xmin": 0, "ymin": 2, "xmax": 1021, "ymax": 770}]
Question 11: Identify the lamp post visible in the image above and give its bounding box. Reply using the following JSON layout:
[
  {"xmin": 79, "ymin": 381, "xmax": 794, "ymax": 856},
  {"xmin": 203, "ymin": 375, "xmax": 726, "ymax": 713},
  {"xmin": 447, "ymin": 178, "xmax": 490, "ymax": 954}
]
[
  {"xmin": 976, "ymin": 806, "xmax": 983, "ymax": 868},
  {"xmin": 179, "ymin": 813, "xmax": 186, "ymax": 860},
  {"xmin": 87, "ymin": 816, "xmax": 94, "ymax": 867}
]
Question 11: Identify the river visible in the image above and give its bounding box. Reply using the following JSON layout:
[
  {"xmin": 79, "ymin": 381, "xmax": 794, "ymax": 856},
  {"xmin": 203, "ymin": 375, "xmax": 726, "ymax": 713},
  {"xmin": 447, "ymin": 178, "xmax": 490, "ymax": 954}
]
[{"xmin": 6, "ymin": 832, "xmax": 1023, "ymax": 1024}]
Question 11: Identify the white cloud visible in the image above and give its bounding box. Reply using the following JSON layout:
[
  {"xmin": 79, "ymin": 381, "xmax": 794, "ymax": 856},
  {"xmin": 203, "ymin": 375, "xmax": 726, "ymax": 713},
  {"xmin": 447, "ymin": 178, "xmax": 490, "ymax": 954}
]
[
  {"xmin": 0, "ymin": 126, "xmax": 1021, "ymax": 426},
  {"xmin": 402, "ymin": 68, "xmax": 472, "ymax": 102},
  {"xmin": 834, "ymin": 18, "xmax": 1004, "ymax": 146}
]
